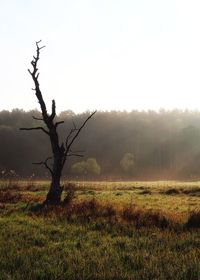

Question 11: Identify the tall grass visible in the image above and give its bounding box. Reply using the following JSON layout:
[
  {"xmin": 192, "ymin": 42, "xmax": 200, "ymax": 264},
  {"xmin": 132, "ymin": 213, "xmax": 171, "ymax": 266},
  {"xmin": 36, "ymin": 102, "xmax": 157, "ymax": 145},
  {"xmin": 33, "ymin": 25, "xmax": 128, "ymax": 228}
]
[{"xmin": 0, "ymin": 180, "xmax": 200, "ymax": 279}]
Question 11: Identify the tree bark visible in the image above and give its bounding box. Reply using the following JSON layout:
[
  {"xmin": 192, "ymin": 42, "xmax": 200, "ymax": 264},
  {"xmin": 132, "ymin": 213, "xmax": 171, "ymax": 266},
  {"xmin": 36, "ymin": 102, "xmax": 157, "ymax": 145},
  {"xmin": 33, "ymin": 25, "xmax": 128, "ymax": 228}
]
[
  {"xmin": 45, "ymin": 173, "xmax": 62, "ymax": 205},
  {"xmin": 44, "ymin": 124, "xmax": 64, "ymax": 204}
]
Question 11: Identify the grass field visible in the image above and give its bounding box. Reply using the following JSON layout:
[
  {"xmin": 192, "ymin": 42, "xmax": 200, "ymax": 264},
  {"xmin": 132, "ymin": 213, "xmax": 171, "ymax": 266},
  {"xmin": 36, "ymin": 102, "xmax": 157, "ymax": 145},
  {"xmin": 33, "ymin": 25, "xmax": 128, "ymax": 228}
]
[{"xmin": 0, "ymin": 180, "xmax": 200, "ymax": 280}]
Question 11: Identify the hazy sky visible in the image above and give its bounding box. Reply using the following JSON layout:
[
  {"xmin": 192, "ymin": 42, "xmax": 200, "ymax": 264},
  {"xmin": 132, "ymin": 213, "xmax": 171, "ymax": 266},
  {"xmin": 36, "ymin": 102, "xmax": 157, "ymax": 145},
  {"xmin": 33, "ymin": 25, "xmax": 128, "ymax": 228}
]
[{"xmin": 1, "ymin": 0, "xmax": 200, "ymax": 113}]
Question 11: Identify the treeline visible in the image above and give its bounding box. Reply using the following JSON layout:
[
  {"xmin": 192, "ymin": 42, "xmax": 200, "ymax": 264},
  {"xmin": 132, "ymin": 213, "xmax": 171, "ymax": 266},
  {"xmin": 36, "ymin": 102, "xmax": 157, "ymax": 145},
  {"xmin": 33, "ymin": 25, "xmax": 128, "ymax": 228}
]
[{"xmin": 1, "ymin": 109, "xmax": 200, "ymax": 179}]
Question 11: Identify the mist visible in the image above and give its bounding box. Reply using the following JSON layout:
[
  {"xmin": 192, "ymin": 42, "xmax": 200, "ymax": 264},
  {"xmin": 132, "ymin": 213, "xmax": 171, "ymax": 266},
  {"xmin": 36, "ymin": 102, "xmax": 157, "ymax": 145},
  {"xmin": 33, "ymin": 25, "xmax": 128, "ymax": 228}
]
[{"xmin": 1, "ymin": 108, "xmax": 200, "ymax": 180}]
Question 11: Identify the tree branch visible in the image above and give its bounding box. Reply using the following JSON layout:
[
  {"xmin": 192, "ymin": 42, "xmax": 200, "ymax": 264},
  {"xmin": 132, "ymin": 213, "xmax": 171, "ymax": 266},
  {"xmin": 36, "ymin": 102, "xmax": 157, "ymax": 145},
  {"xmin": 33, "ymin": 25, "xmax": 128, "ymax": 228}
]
[
  {"xmin": 69, "ymin": 148, "xmax": 84, "ymax": 153},
  {"xmin": 65, "ymin": 127, "xmax": 78, "ymax": 148},
  {"xmin": 67, "ymin": 149, "xmax": 84, "ymax": 157},
  {"xmin": 55, "ymin": 121, "xmax": 64, "ymax": 128},
  {"xmin": 20, "ymin": 127, "xmax": 49, "ymax": 135},
  {"xmin": 50, "ymin": 100, "xmax": 56, "ymax": 120},
  {"xmin": 33, "ymin": 157, "xmax": 53, "ymax": 175},
  {"xmin": 28, "ymin": 40, "xmax": 48, "ymax": 121},
  {"xmin": 67, "ymin": 153, "xmax": 84, "ymax": 157},
  {"xmin": 65, "ymin": 111, "xmax": 96, "ymax": 154},
  {"xmin": 32, "ymin": 116, "xmax": 43, "ymax": 121}
]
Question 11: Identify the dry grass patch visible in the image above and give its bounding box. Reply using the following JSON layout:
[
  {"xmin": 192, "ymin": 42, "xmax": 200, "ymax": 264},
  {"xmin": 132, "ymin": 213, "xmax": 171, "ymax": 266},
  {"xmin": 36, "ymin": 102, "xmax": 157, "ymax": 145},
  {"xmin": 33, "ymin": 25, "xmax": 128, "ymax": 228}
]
[
  {"xmin": 121, "ymin": 206, "xmax": 170, "ymax": 229},
  {"xmin": 20, "ymin": 193, "xmax": 44, "ymax": 203},
  {"xmin": 161, "ymin": 187, "xmax": 200, "ymax": 197},
  {"xmin": 29, "ymin": 198, "xmax": 182, "ymax": 230},
  {"xmin": 0, "ymin": 190, "xmax": 22, "ymax": 204}
]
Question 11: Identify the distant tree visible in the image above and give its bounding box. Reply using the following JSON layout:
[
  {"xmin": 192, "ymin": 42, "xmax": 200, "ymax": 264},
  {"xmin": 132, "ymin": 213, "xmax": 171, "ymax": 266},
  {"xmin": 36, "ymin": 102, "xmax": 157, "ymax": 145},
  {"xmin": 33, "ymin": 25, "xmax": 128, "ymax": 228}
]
[
  {"xmin": 120, "ymin": 153, "xmax": 135, "ymax": 175},
  {"xmin": 86, "ymin": 158, "xmax": 101, "ymax": 175},
  {"xmin": 71, "ymin": 158, "xmax": 101, "ymax": 176},
  {"xmin": 20, "ymin": 41, "xmax": 96, "ymax": 205},
  {"xmin": 71, "ymin": 161, "xmax": 87, "ymax": 175}
]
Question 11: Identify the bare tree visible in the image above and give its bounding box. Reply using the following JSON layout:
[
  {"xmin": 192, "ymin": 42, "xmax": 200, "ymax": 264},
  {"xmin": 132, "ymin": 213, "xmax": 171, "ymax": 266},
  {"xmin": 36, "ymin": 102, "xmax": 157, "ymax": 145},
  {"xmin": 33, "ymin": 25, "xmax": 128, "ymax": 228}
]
[{"xmin": 20, "ymin": 41, "xmax": 96, "ymax": 205}]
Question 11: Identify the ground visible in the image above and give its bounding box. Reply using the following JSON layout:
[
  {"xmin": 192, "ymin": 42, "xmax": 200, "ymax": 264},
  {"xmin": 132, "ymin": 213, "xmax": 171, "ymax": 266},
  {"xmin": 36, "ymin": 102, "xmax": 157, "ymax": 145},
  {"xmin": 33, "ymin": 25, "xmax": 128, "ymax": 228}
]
[{"xmin": 0, "ymin": 180, "xmax": 200, "ymax": 280}]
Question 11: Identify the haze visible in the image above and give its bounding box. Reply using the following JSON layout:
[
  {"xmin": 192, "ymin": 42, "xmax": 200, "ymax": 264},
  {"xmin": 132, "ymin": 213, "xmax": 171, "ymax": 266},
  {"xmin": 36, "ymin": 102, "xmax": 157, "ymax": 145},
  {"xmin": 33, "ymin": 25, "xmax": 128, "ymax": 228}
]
[{"xmin": 1, "ymin": 0, "xmax": 200, "ymax": 113}]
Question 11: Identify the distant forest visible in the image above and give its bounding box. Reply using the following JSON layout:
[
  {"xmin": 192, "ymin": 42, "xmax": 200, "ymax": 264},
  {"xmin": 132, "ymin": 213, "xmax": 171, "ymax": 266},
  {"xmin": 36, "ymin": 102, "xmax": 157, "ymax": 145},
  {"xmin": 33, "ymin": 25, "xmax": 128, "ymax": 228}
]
[{"xmin": 1, "ymin": 109, "xmax": 200, "ymax": 180}]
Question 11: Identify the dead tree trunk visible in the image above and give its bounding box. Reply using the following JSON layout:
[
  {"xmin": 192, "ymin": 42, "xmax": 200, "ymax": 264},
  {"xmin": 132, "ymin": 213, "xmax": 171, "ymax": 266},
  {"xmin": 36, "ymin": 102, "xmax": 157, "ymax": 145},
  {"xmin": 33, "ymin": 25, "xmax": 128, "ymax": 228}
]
[{"xmin": 20, "ymin": 41, "xmax": 96, "ymax": 205}]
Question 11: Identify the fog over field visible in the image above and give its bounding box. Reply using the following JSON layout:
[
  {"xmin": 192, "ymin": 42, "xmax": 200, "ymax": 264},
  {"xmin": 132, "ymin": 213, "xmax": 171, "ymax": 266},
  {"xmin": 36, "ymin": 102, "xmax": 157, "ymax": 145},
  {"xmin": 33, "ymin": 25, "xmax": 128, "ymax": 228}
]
[{"xmin": 1, "ymin": 109, "xmax": 200, "ymax": 180}]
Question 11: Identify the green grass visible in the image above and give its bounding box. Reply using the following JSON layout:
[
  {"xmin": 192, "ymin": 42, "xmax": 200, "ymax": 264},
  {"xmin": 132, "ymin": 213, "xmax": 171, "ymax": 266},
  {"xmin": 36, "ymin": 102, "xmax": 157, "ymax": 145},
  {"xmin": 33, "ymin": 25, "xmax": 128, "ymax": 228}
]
[{"xmin": 0, "ymin": 180, "xmax": 200, "ymax": 279}]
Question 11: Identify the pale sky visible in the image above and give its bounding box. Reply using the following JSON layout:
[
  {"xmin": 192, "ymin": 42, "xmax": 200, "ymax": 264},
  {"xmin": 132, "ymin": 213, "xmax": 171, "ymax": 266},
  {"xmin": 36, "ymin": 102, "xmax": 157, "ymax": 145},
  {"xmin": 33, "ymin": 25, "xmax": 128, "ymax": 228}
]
[{"xmin": 1, "ymin": 0, "xmax": 200, "ymax": 113}]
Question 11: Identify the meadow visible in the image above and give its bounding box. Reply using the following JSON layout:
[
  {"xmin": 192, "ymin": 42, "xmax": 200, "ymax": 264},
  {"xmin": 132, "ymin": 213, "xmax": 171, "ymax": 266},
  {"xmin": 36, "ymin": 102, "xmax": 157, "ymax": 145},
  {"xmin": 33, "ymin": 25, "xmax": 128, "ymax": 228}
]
[{"xmin": 0, "ymin": 180, "xmax": 200, "ymax": 280}]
